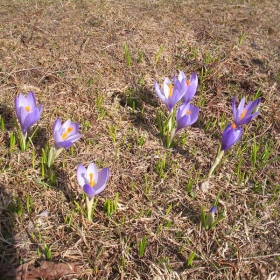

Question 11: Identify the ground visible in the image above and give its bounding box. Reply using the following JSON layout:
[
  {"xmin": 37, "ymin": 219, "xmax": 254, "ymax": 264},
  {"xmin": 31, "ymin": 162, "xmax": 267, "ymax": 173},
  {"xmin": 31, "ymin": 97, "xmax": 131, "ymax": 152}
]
[{"xmin": 0, "ymin": 0, "xmax": 279, "ymax": 279}]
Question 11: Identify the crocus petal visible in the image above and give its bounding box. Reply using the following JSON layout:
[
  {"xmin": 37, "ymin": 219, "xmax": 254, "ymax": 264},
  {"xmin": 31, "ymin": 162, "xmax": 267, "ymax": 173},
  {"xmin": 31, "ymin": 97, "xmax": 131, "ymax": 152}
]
[
  {"xmin": 77, "ymin": 164, "xmax": 87, "ymax": 188},
  {"xmin": 53, "ymin": 118, "xmax": 62, "ymax": 136},
  {"xmin": 182, "ymin": 73, "xmax": 198, "ymax": 104},
  {"xmin": 221, "ymin": 124, "xmax": 243, "ymax": 151},
  {"xmin": 163, "ymin": 78, "xmax": 173, "ymax": 100},
  {"xmin": 182, "ymin": 83, "xmax": 197, "ymax": 104},
  {"xmin": 83, "ymin": 184, "xmax": 98, "ymax": 200},
  {"xmin": 61, "ymin": 119, "xmax": 72, "ymax": 132},
  {"xmin": 25, "ymin": 91, "xmax": 36, "ymax": 109},
  {"xmin": 37, "ymin": 104, "xmax": 43, "ymax": 115},
  {"xmin": 178, "ymin": 71, "xmax": 186, "ymax": 82},
  {"xmin": 16, "ymin": 94, "xmax": 29, "ymax": 108},
  {"xmin": 244, "ymin": 98, "xmax": 261, "ymax": 115},
  {"xmin": 154, "ymin": 82, "xmax": 166, "ymax": 103},
  {"xmin": 174, "ymin": 77, "xmax": 187, "ymax": 97},
  {"xmin": 210, "ymin": 206, "xmax": 216, "ymax": 214},
  {"xmin": 22, "ymin": 108, "xmax": 41, "ymax": 134},
  {"xmin": 235, "ymin": 97, "xmax": 245, "ymax": 122},
  {"xmin": 86, "ymin": 163, "xmax": 98, "ymax": 186},
  {"xmin": 19, "ymin": 106, "xmax": 29, "ymax": 129},
  {"xmin": 15, "ymin": 96, "xmax": 22, "ymax": 120},
  {"xmin": 237, "ymin": 97, "xmax": 245, "ymax": 112},
  {"xmin": 54, "ymin": 140, "xmax": 74, "ymax": 149},
  {"xmin": 54, "ymin": 130, "xmax": 63, "ymax": 143},
  {"xmin": 63, "ymin": 133, "xmax": 82, "ymax": 143},
  {"xmin": 190, "ymin": 73, "xmax": 198, "ymax": 84},
  {"xmin": 92, "ymin": 167, "xmax": 109, "ymax": 196},
  {"xmin": 167, "ymin": 88, "xmax": 180, "ymax": 112}
]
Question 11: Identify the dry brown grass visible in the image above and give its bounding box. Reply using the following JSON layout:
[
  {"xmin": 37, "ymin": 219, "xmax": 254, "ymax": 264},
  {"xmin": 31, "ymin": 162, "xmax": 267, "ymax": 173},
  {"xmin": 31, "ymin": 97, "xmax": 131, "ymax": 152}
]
[{"xmin": 0, "ymin": 0, "xmax": 280, "ymax": 279}]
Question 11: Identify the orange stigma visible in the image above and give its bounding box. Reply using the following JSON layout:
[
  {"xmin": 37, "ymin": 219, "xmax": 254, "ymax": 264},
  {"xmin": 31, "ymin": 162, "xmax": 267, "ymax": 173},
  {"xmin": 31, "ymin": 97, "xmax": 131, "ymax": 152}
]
[
  {"xmin": 168, "ymin": 84, "xmax": 173, "ymax": 98},
  {"xmin": 231, "ymin": 123, "xmax": 236, "ymax": 129},
  {"xmin": 25, "ymin": 106, "xmax": 31, "ymax": 112},
  {"xmin": 186, "ymin": 110, "xmax": 191, "ymax": 115},
  {"xmin": 89, "ymin": 173, "xmax": 95, "ymax": 186},
  {"xmin": 186, "ymin": 80, "xmax": 191, "ymax": 86},
  {"xmin": 240, "ymin": 109, "xmax": 247, "ymax": 119},
  {"xmin": 62, "ymin": 126, "xmax": 73, "ymax": 140}
]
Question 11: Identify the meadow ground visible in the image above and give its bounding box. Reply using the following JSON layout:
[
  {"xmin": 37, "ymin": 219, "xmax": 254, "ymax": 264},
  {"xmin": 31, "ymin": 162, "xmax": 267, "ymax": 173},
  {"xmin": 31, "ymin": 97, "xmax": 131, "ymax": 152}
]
[{"xmin": 0, "ymin": 0, "xmax": 279, "ymax": 279}]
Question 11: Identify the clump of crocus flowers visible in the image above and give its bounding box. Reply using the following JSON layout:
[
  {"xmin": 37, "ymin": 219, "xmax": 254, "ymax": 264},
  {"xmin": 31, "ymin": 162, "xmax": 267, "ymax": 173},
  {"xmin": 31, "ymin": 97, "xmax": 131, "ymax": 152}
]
[
  {"xmin": 13, "ymin": 91, "xmax": 110, "ymax": 223},
  {"xmin": 154, "ymin": 71, "xmax": 200, "ymax": 147},
  {"xmin": 77, "ymin": 162, "xmax": 109, "ymax": 221},
  {"xmin": 14, "ymin": 91, "xmax": 43, "ymax": 151},
  {"xmin": 208, "ymin": 96, "xmax": 261, "ymax": 177}
]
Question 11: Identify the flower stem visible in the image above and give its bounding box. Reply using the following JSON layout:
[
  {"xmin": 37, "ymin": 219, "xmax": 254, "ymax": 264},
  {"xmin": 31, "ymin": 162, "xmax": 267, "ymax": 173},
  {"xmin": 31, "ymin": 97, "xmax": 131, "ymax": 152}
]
[
  {"xmin": 19, "ymin": 132, "xmax": 27, "ymax": 151},
  {"xmin": 86, "ymin": 197, "xmax": 94, "ymax": 222},
  {"xmin": 208, "ymin": 150, "xmax": 224, "ymax": 177},
  {"xmin": 167, "ymin": 115, "xmax": 173, "ymax": 132},
  {"xmin": 47, "ymin": 147, "xmax": 63, "ymax": 168},
  {"xmin": 167, "ymin": 128, "xmax": 176, "ymax": 148}
]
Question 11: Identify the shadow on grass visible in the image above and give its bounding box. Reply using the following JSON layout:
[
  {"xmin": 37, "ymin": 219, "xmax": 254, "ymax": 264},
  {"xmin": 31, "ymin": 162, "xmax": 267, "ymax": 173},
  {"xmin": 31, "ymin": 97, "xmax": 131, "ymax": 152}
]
[
  {"xmin": 45, "ymin": 165, "xmax": 77, "ymax": 203},
  {"xmin": 31, "ymin": 126, "xmax": 48, "ymax": 152},
  {"xmin": 0, "ymin": 104, "xmax": 15, "ymax": 131},
  {"xmin": 0, "ymin": 104, "xmax": 16, "ymax": 150},
  {"xmin": 117, "ymin": 85, "xmax": 161, "ymax": 139},
  {"xmin": 0, "ymin": 184, "xmax": 16, "ymax": 279}
]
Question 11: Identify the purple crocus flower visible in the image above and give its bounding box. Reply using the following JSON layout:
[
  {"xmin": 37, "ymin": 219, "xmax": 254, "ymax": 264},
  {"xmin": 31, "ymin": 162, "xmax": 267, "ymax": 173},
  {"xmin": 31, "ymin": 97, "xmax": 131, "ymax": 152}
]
[
  {"xmin": 154, "ymin": 75, "xmax": 186, "ymax": 112},
  {"xmin": 232, "ymin": 97, "xmax": 261, "ymax": 126},
  {"xmin": 175, "ymin": 103, "xmax": 199, "ymax": 133},
  {"xmin": 77, "ymin": 163, "xmax": 109, "ymax": 200},
  {"xmin": 14, "ymin": 91, "xmax": 43, "ymax": 135},
  {"xmin": 53, "ymin": 118, "xmax": 82, "ymax": 149},
  {"xmin": 177, "ymin": 71, "xmax": 198, "ymax": 104},
  {"xmin": 221, "ymin": 123, "xmax": 243, "ymax": 151}
]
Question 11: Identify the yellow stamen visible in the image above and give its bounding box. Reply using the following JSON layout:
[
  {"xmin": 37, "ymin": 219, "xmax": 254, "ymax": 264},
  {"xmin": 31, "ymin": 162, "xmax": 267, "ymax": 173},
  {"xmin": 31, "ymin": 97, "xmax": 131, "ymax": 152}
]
[
  {"xmin": 186, "ymin": 110, "xmax": 191, "ymax": 115},
  {"xmin": 89, "ymin": 173, "xmax": 95, "ymax": 186},
  {"xmin": 186, "ymin": 80, "xmax": 191, "ymax": 86},
  {"xmin": 168, "ymin": 84, "xmax": 173, "ymax": 98},
  {"xmin": 25, "ymin": 106, "xmax": 31, "ymax": 112},
  {"xmin": 62, "ymin": 126, "xmax": 73, "ymax": 140},
  {"xmin": 231, "ymin": 123, "xmax": 236, "ymax": 129},
  {"xmin": 240, "ymin": 109, "xmax": 247, "ymax": 119}
]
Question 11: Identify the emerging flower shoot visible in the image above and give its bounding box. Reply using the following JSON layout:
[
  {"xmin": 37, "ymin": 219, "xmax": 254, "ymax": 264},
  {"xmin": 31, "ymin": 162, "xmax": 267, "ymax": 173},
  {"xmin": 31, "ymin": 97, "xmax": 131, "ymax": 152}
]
[{"xmin": 205, "ymin": 206, "xmax": 216, "ymax": 230}]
